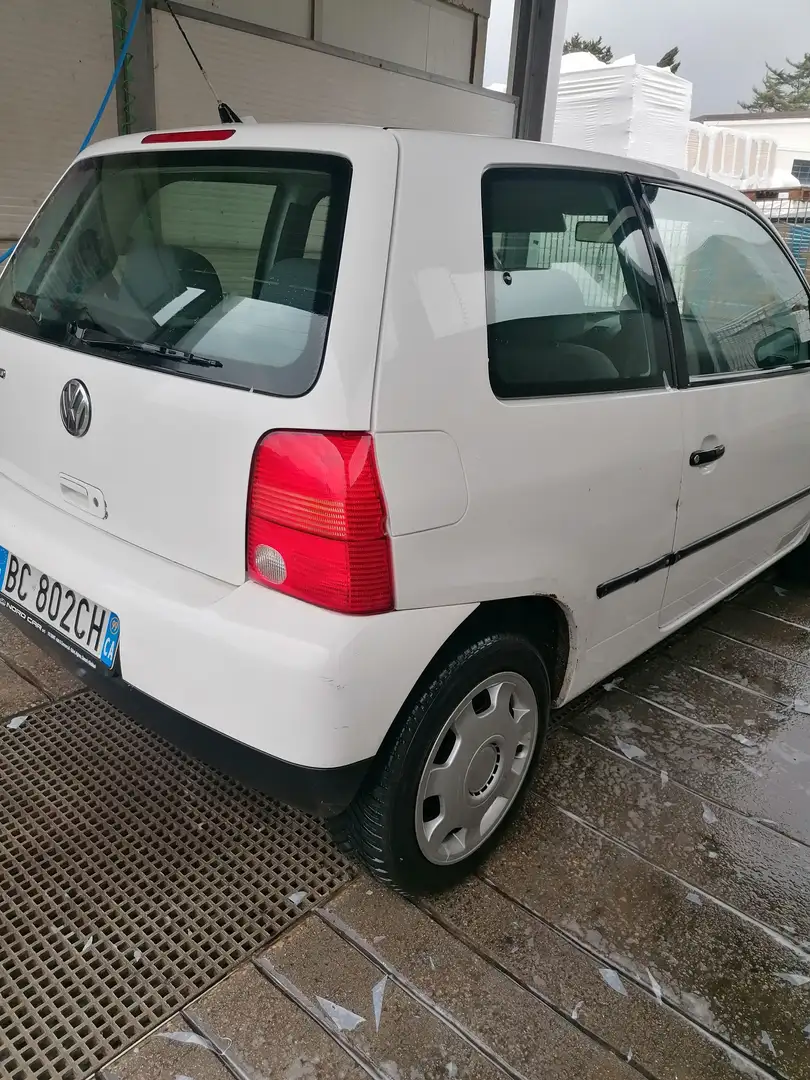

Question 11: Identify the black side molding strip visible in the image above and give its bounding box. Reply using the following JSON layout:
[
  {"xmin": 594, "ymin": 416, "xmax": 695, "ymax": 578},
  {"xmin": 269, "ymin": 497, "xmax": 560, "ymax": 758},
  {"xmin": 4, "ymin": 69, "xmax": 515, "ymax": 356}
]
[
  {"xmin": 596, "ymin": 483, "xmax": 810, "ymax": 599},
  {"xmin": 596, "ymin": 554, "xmax": 673, "ymax": 598},
  {"xmin": 676, "ymin": 482, "xmax": 810, "ymax": 560}
]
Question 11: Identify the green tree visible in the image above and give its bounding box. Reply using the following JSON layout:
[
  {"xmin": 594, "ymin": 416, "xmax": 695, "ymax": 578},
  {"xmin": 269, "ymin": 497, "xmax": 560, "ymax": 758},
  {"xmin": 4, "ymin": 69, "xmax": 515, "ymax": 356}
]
[
  {"xmin": 740, "ymin": 53, "xmax": 810, "ymax": 112},
  {"xmin": 563, "ymin": 33, "xmax": 613, "ymax": 64},
  {"xmin": 657, "ymin": 46, "xmax": 681, "ymax": 74}
]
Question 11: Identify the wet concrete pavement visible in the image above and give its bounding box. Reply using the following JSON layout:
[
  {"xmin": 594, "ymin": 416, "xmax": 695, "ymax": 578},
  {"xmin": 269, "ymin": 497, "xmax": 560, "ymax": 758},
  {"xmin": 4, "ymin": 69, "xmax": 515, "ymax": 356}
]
[{"xmin": 2, "ymin": 572, "xmax": 810, "ymax": 1080}]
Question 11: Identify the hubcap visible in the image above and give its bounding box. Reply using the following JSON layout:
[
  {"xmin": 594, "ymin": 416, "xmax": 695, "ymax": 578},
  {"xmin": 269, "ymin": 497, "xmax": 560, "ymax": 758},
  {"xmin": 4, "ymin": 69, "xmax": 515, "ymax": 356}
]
[{"xmin": 415, "ymin": 671, "xmax": 539, "ymax": 865}]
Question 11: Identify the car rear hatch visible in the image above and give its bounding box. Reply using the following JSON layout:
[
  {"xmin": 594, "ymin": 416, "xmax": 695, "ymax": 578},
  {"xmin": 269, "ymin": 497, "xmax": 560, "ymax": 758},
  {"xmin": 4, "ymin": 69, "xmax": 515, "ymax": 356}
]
[{"xmin": 0, "ymin": 126, "xmax": 397, "ymax": 585}]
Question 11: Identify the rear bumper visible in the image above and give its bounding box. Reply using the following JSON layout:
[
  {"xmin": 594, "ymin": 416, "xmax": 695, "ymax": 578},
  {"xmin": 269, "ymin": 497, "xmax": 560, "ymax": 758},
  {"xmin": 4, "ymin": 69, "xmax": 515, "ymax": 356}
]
[
  {"xmin": 1, "ymin": 472, "xmax": 475, "ymax": 783},
  {"xmin": 3, "ymin": 601, "xmax": 368, "ymax": 816}
]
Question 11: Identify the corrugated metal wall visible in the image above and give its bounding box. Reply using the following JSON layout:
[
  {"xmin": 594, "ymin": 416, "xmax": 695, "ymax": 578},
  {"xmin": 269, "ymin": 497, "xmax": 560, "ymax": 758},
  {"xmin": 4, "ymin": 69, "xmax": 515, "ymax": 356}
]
[{"xmin": 0, "ymin": 0, "xmax": 117, "ymax": 246}]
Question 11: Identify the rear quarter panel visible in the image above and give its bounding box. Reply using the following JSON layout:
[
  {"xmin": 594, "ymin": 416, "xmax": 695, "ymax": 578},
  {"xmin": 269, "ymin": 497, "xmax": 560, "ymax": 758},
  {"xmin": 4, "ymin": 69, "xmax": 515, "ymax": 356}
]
[{"xmin": 373, "ymin": 132, "xmax": 685, "ymax": 700}]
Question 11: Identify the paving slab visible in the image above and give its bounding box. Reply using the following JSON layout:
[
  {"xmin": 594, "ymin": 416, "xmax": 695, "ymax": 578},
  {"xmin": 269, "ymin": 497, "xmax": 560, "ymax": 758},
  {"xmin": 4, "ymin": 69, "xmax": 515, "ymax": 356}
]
[
  {"xmin": 735, "ymin": 579, "xmax": 810, "ymax": 629},
  {"xmin": 0, "ymin": 653, "xmax": 46, "ymax": 719},
  {"xmin": 483, "ymin": 790, "xmax": 810, "ymax": 1077},
  {"xmin": 0, "ymin": 615, "xmax": 81, "ymax": 699},
  {"xmin": 430, "ymin": 876, "xmax": 757, "ymax": 1080},
  {"xmin": 665, "ymin": 626, "xmax": 810, "ymax": 704},
  {"xmin": 571, "ymin": 678, "xmax": 810, "ymax": 848},
  {"xmin": 101, "ymin": 1018, "xmax": 232, "ymax": 1080},
  {"xmin": 324, "ymin": 879, "xmax": 637, "ymax": 1080},
  {"xmin": 265, "ymin": 912, "xmax": 509, "ymax": 1079},
  {"xmin": 541, "ymin": 726, "xmax": 810, "ymax": 941},
  {"xmin": 188, "ymin": 963, "xmax": 366, "ymax": 1079},
  {"xmin": 707, "ymin": 602, "xmax": 810, "ymax": 666}
]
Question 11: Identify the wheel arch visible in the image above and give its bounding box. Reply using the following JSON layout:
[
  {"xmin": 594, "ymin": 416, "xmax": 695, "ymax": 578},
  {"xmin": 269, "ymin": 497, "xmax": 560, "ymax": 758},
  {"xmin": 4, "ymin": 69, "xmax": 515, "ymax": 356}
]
[
  {"xmin": 392, "ymin": 595, "xmax": 576, "ymax": 734},
  {"xmin": 449, "ymin": 595, "xmax": 575, "ymax": 704}
]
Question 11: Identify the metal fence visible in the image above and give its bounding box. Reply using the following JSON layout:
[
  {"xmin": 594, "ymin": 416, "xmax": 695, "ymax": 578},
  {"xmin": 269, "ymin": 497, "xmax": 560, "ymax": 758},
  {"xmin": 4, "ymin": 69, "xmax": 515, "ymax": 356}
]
[{"xmin": 755, "ymin": 196, "xmax": 810, "ymax": 282}]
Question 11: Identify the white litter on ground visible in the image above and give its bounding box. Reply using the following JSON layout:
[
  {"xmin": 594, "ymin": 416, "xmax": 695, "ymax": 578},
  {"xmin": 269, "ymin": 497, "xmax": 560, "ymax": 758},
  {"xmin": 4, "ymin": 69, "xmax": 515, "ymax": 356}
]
[
  {"xmin": 615, "ymin": 738, "xmax": 647, "ymax": 761},
  {"xmin": 156, "ymin": 1032, "xmax": 214, "ymax": 1049},
  {"xmin": 571, "ymin": 1000, "xmax": 584, "ymax": 1020},
  {"xmin": 760, "ymin": 1031, "xmax": 776, "ymax": 1054},
  {"xmin": 702, "ymin": 804, "xmax": 718, "ymax": 825},
  {"xmin": 286, "ymin": 891, "xmax": 308, "ymax": 906},
  {"xmin": 792, "ymin": 699, "xmax": 810, "ymax": 715},
  {"xmin": 316, "ymin": 996, "xmax": 366, "ymax": 1032},
  {"xmin": 81, "ymin": 935, "xmax": 95, "ymax": 955},
  {"xmin": 775, "ymin": 971, "xmax": 810, "ymax": 987},
  {"xmin": 372, "ymin": 976, "xmax": 388, "ymax": 1031},
  {"xmin": 6, "ymin": 715, "xmax": 28, "ymax": 730},
  {"xmin": 686, "ymin": 892, "xmax": 704, "ymax": 907},
  {"xmin": 599, "ymin": 968, "xmax": 628, "ymax": 996},
  {"xmin": 603, "ymin": 678, "xmax": 623, "ymax": 691},
  {"xmin": 730, "ymin": 732, "xmax": 757, "ymax": 746},
  {"xmin": 660, "ymin": 770, "xmax": 669, "ymax": 787}
]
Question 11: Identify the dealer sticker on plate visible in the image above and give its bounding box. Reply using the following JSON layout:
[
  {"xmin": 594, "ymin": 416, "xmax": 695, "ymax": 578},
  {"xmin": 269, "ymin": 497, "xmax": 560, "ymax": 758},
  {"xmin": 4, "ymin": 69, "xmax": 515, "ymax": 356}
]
[{"xmin": 0, "ymin": 546, "xmax": 120, "ymax": 670}]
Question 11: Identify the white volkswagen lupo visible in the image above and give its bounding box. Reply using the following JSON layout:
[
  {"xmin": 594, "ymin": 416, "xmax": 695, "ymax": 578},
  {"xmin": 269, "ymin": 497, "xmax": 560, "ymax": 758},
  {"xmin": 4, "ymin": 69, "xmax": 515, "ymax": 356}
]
[{"xmin": 1, "ymin": 124, "xmax": 809, "ymax": 892}]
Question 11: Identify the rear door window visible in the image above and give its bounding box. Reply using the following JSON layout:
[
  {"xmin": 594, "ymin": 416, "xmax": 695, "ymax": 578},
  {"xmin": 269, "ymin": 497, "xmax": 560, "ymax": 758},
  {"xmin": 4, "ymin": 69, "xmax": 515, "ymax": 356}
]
[
  {"xmin": 482, "ymin": 168, "xmax": 672, "ymax": 398},
  {"xmin": 0, "ymin": 150, "xmax": 352, "ymax": 397}
]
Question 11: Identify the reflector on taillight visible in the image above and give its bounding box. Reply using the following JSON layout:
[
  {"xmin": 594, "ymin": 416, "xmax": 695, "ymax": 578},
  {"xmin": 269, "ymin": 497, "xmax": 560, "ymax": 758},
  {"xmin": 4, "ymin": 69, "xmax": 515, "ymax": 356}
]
[{"xmin": 247, "ymin": 432, "xmax": 393, "ymax": 615}]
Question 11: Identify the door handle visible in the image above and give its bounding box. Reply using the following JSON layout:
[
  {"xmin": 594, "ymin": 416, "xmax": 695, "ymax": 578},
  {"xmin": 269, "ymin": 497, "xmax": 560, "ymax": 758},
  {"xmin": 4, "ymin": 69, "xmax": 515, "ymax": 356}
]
[{"xmin": 690, "ymin": 444, "xmax": 725, "ymax": 467}]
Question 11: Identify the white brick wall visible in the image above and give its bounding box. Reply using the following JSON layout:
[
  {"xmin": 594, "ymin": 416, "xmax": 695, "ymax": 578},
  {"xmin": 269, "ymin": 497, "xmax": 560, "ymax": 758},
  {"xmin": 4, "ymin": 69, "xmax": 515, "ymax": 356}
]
[{"xmin": 0, "ymin": 0, "xmax": 116, "ymax": 240}]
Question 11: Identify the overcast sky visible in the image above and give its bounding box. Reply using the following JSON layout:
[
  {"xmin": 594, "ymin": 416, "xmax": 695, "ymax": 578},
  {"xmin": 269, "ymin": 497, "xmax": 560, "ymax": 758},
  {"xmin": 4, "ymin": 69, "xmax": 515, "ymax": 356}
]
[{"xmin": 483, "ymin": 0, "xmax": 809, "ymax": 115}]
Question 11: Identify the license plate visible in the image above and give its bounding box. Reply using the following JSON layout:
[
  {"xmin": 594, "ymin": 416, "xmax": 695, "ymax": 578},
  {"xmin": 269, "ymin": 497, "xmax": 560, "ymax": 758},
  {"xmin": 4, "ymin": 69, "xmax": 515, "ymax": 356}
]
[{"xmin": 0, "ymin": 547, "xmax": 120, "ymax": 670}]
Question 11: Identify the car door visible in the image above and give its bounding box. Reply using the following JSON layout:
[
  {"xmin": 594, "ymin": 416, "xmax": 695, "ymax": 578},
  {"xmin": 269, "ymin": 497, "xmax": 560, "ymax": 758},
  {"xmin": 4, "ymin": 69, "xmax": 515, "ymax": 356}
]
[{"xmin": 644, "ymin": 183, "xmax": 810, "ymax": 627}]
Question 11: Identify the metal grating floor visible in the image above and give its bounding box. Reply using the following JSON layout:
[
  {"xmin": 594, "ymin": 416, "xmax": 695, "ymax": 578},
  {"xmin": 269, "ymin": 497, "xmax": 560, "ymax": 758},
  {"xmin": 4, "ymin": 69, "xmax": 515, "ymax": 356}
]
[{"xmin": 0, "ymin": 692, "xmax": 354, "ymax": 1080}]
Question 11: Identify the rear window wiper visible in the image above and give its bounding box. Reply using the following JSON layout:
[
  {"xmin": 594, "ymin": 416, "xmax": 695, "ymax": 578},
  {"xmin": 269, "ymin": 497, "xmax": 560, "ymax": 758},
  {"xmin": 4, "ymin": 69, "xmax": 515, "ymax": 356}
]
[{"xmin": 68, "ymin": 325, "xmax": 223, "ymax": 368}]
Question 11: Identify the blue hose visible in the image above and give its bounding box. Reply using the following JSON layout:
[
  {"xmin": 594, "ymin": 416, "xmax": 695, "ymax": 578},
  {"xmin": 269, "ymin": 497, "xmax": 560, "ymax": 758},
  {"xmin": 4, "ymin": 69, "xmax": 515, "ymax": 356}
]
[{"xmin": 0, "ymin": 0, "xmax": 144, "ymax": 266}]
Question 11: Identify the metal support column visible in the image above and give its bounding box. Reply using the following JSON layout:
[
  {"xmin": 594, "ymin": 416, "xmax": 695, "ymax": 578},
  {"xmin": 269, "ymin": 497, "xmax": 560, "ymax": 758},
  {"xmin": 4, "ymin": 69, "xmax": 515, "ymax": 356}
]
[
  {"xmin": 509, "ymin": 0, "xmax": 567, "ymax": 141},
  {"xmin": 111, "ymin": 0, "xmax": 157, "ymax": 134}
]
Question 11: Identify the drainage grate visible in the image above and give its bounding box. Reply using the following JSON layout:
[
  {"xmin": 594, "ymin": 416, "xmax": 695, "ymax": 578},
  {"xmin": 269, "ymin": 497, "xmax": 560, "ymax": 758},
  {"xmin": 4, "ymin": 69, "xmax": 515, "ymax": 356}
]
[{"xmin": 0, "ymin": 692, "xmax": 354, "ymax": 1080}]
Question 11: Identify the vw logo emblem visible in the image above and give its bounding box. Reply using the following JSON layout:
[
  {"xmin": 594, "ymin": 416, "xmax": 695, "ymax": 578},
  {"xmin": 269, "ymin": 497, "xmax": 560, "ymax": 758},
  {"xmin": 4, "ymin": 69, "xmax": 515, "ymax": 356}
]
[{"xmin": 60, "ymin": 379, "xmax": 92, "ymax": 438}]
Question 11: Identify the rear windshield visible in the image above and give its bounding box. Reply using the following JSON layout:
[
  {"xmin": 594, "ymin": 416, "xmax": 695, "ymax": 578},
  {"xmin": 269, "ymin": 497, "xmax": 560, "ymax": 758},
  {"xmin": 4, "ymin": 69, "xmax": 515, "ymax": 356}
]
[{"xmin": 0, "ymin": 149, "xmax": 351, "ymax": 396}]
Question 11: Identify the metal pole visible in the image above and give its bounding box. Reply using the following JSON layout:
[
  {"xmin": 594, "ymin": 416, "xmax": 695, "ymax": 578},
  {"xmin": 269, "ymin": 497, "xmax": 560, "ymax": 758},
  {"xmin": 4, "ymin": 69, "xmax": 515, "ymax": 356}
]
[
  {"xmin": 111, "ymin": 0, "xmax": 157, "ymax": 135},
  {"xmin": 509, "ymin": 0, "xmax": 567, "ymax": 141}
]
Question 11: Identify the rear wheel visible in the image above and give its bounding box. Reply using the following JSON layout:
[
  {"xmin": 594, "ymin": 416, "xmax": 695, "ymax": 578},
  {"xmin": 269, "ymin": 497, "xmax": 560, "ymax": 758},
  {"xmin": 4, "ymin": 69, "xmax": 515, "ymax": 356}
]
[{"xmin": 338, "ymin": 632, "xmax": 551, "ymax": 894}]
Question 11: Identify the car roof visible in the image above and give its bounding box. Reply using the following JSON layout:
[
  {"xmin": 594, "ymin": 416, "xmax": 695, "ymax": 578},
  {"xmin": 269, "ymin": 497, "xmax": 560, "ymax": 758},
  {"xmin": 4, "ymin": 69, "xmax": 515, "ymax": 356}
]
[{"xmin": 78, "ymin": 122, "xmax": 753, "ymax": 209}]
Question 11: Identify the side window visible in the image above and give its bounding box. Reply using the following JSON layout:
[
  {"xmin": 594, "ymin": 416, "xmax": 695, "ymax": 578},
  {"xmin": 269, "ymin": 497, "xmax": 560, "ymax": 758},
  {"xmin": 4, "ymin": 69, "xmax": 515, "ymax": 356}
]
[
  {"xmin": 646, "ymin": 185, "xmax": 810, "ymax": 380},
  {"xmin": 305, "ymin": 196, "xmax": 330, "ymax": 259},
  {"xmin": 482, "ymin": 168, "xmax": 671, "ymax": 398}
]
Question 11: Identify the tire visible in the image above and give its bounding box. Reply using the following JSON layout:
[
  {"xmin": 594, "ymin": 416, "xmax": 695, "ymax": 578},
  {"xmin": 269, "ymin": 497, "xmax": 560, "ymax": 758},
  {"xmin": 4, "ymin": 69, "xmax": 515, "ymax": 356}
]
[{"xmin": 335, "ymin": 632, "xmax": 551, "ymax": 895}]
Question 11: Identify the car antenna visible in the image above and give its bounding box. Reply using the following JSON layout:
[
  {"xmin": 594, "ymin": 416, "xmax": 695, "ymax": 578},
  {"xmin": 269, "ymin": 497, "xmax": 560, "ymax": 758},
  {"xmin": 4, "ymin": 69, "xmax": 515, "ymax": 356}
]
[{"xmin": 163, "ymin": 0, "xmax": 242, "ymax": 123}]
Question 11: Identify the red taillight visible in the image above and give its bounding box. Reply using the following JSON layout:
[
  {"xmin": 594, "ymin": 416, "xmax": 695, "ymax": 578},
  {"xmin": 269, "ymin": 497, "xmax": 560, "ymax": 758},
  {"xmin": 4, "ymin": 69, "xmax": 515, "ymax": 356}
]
[
  {"xmin": 141, "ymin": 129, "xmax": 236, "ymax": 143},
  {"xmin": 247, "ymin": 432, "xmax": 394, "ymax": 615}
]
